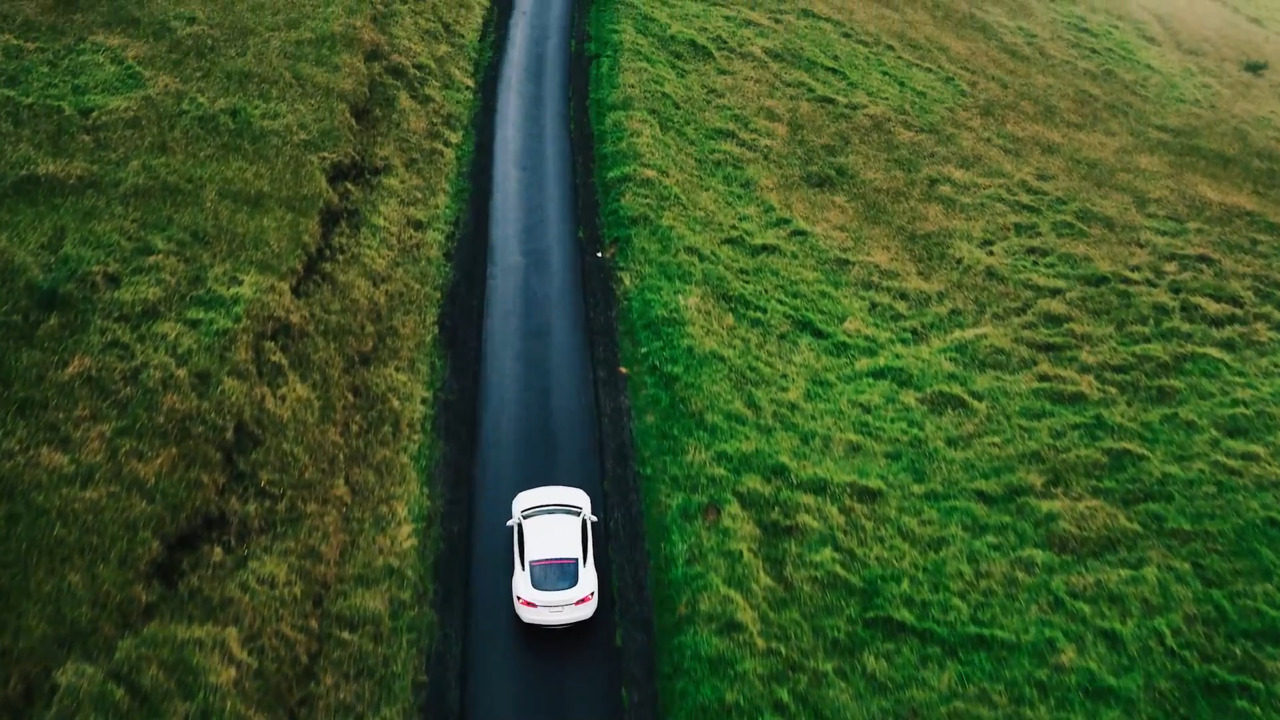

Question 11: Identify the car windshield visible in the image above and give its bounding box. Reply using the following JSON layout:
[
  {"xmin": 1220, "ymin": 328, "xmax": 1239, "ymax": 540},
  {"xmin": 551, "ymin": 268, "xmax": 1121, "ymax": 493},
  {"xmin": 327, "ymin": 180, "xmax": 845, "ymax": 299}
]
[
  {"xmin": 528, "ymin": 558, "xmax": 579, "ymax": 592},
  {"xmin": 521, "ymin": 506, "xmax": 580, "ymax": 519}
]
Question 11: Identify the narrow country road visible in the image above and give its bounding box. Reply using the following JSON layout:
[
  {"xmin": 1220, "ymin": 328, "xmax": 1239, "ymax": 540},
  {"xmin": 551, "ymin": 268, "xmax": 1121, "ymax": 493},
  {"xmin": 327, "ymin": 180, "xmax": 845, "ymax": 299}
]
[{"xmin": 463, "ymin": 0, "xmax": 623, "ymax": 718}]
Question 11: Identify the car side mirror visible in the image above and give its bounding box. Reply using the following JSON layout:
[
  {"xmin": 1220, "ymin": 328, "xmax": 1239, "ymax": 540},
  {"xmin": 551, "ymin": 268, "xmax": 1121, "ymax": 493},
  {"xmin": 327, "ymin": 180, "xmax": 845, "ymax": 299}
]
[
  {"xmin": 506, "ymin": 518, "xmax": 518, "ymax": 527},
  {"xmin": 587, "ymin": 514, "xmax": 598, "ymax": 523}
]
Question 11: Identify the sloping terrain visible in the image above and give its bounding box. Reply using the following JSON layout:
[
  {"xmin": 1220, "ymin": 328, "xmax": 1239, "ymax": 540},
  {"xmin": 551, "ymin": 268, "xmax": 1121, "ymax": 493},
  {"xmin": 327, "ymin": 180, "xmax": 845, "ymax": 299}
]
[
  {"xmin": 589, "ymin": 0, "xmax": 1280, "ymax": 716},
  {"xmin": 0, "ymin": 0, "xmax": 485, "ymax": 716}
]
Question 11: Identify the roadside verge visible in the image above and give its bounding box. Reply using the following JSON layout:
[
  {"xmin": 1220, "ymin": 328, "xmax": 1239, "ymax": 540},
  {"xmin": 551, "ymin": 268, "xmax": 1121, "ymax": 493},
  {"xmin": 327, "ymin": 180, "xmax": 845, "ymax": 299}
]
[{"xmin": 570, "ymin": 0, "xmax": 660, "ymax": 717}]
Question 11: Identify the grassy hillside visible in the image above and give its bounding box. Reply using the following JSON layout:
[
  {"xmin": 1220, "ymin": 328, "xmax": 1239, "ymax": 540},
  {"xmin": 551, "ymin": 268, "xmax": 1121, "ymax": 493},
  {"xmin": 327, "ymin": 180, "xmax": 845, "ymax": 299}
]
[
  {"xmin": 589, "ymin": 0, "xmax": 1280, "ymax": 717},
  {"xmin": 0, "ymin": 0, "xmax": 485, "ymax": 716}
]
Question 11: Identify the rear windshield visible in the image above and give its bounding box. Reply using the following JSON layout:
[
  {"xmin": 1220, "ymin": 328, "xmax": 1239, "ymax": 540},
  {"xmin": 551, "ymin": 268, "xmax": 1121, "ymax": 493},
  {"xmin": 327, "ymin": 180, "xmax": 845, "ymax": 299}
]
[
  {"xmin": 522, "ymin": 506, "xmax": 580, "ymax": 519},
  {"xmin": 528, "ymin": 558, "xmax": 579, "ymax": 592}
]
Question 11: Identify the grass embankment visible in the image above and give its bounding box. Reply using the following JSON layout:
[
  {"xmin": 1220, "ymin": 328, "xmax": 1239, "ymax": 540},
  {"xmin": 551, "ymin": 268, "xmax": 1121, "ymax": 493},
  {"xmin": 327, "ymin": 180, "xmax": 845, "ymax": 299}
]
[
  {"xmin": 589, "ymin": 0, "xmax": 1280, "ymax": 716},
  {"xmin": 0, "ymin": 0, "xmax": 485, "ymax": 716}
]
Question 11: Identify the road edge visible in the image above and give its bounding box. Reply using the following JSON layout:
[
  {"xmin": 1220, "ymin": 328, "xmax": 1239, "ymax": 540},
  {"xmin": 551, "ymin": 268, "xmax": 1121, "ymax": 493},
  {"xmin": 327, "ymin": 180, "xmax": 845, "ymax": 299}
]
[
  {"xmin": 422, "ymin": 1, "xmax": 512, "ymax": 717},
  {"xmin": 568, "ymin": 1, "xmax": 661, "ymax": 718}
]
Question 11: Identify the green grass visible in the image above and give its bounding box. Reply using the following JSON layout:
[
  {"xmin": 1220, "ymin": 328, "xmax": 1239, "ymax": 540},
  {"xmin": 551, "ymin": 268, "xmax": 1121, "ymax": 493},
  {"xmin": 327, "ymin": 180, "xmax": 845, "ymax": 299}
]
[
  {"xmin": 589, "ymin": 0, "xmax": 1280, "ymax": 717},
  {"xmin": 0, "ymin": 0, "xmax": 485, "ymax": 716}
]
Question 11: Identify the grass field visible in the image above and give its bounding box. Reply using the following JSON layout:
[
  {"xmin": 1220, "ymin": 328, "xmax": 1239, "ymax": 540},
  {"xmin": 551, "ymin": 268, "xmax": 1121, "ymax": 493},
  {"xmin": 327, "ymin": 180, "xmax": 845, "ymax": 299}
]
[
  {"xmin": 589, "ymin": 0, "xmax": 1280, "ymax": 716},
  {"xmin": 0, "ymin": 0, "xmax": 485, "ymax": 716}
]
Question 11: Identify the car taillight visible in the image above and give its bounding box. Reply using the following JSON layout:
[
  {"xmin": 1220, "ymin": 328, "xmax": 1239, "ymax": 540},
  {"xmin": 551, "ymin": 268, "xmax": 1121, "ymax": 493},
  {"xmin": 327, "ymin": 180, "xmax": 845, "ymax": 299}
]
[
  {"xmin": 574, "ymin": 592, "xmax": 594, "ymax": 606},
  {"xmin": 517, "ymin": 597, "xmax": 538, "ymax": 608}
]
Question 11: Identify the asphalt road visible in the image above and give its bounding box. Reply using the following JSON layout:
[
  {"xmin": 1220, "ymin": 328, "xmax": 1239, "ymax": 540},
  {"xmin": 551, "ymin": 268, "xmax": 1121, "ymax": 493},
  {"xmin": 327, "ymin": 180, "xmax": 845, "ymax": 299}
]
[{"xmin": 462, "ymin": 0, "xmax": 623, "ymax": 718}]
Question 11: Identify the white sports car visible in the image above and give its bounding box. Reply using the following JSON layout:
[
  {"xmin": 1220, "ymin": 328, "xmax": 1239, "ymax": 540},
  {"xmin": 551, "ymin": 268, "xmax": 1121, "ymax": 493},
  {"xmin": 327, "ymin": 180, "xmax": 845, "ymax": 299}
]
[{"xmin": 506, "ymin": 485, "xmax": 600, "ymax": 627}]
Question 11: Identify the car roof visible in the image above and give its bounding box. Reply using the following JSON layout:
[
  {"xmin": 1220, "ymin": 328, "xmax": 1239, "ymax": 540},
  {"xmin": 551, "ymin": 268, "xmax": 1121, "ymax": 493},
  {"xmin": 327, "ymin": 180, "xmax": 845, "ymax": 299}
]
[
  {"xmin": 511, "ymin": 485, "xmax": 592, "ymax": 516},
  {"xmin": 523, "ymin": 513, "xmax": 582, "ymax": 561}
]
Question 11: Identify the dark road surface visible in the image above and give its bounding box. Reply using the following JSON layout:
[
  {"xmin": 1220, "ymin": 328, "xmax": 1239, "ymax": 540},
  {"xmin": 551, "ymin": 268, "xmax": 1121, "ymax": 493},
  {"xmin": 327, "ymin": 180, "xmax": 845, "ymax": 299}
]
[{"xmin": 463, "ymin": 0, "xmax": 622, "ymax": 718}]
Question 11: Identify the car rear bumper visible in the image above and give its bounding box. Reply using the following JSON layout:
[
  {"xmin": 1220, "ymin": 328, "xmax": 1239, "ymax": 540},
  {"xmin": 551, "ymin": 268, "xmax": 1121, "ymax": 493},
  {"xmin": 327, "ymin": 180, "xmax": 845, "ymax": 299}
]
[{"xmin": 513, "ymin": 595, "xmax": 597, "ymax": 626}]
